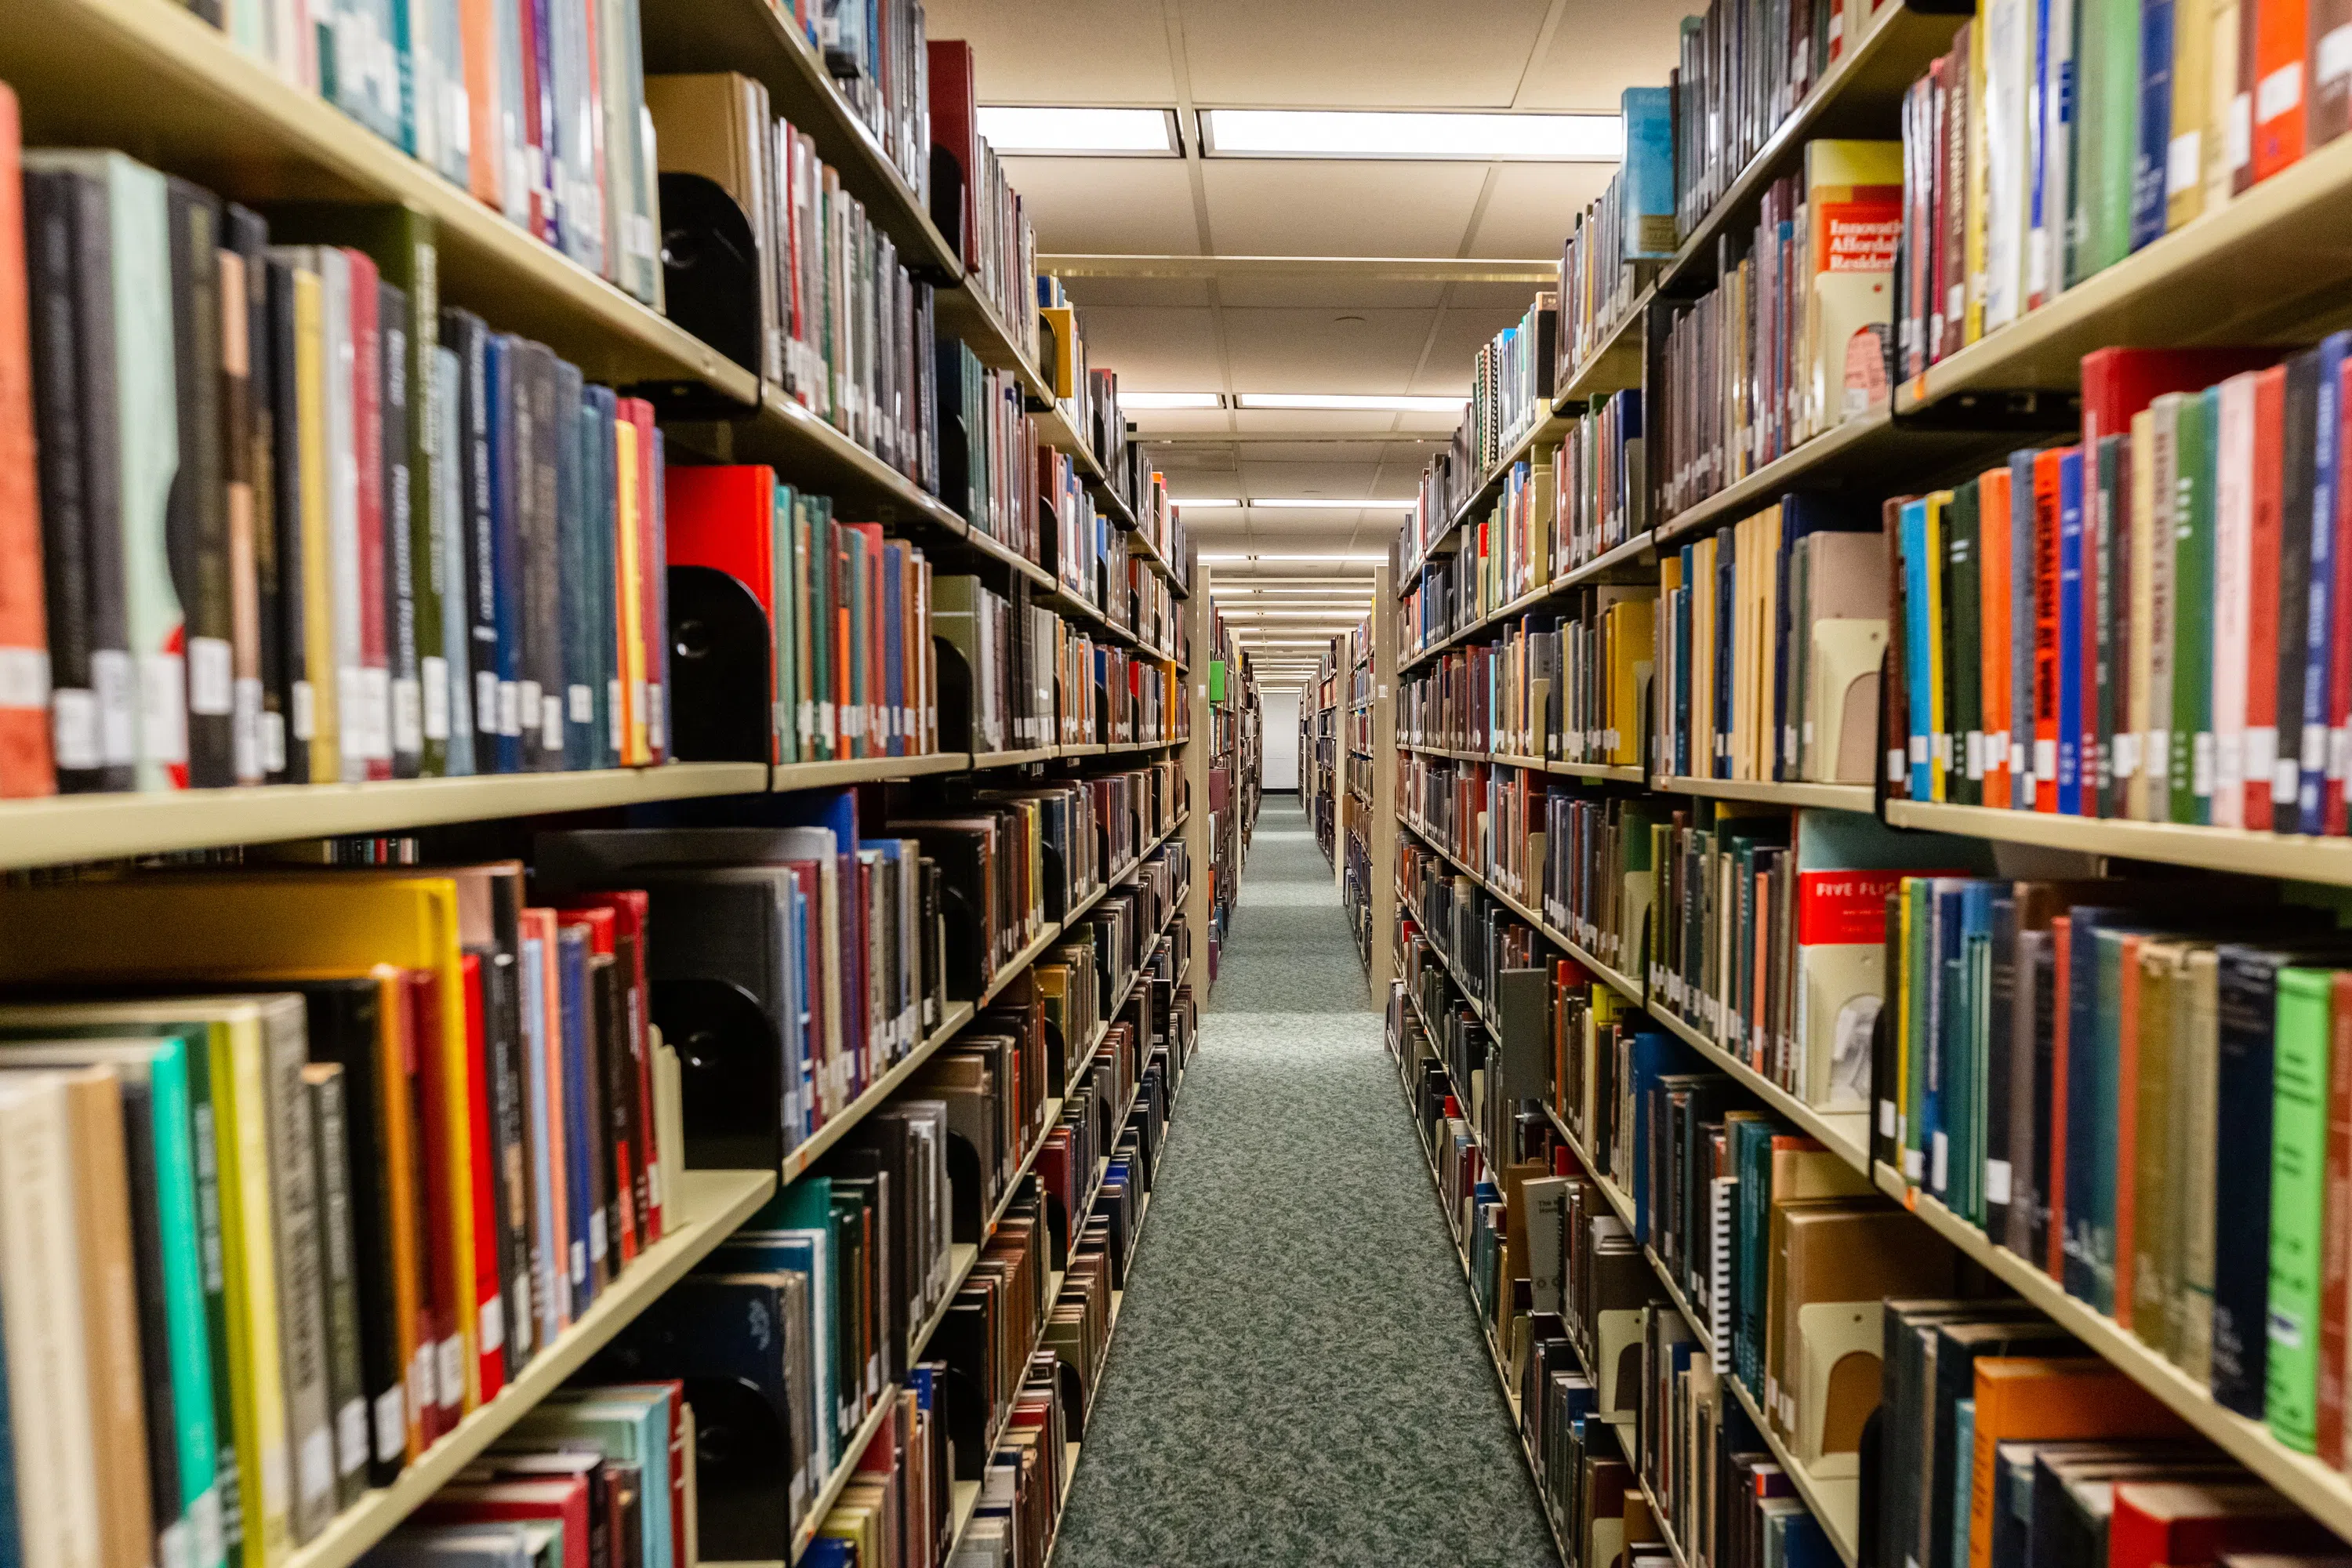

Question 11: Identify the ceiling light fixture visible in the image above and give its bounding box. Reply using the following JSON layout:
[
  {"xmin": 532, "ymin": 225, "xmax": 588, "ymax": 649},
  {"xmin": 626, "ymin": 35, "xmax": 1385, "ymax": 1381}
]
[
  {"xmin": 1198, "ymin": 108, "xmax": 1622, "ymax": 161},
  {"xmin": 976, "ymin": 106, "xmax": 1181, "ymax": 156},
  {"xmin": 1234, "ymin": 393, "xmax": 1467, "ymax": 414},
  {"xmin": 1247, "ymin": 497, "xmax": 1417, "ymax": 510},
  {"xmin": 1121, "ymin": 391, "xmax": 1225, "ymax": 410},
  {"xmin": 1200, "ymin": 552, "xmax": 1390, "ymax": 562}
]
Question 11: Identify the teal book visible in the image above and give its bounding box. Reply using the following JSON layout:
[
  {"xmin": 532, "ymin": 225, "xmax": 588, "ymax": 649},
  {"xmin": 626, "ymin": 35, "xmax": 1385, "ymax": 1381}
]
[
  {"xmin": 1621, "ymin": 86, "xmax": 1677, "ymax": 260},
  {"xmin": 2266, "ymin": 965, "xmax": 2335, "ymax": 1453},
  {"xmin": 2170, "ymin": 385, "xmax": 2217, "ymax": 824},
  {"xmin": 510, "ymin": 1387, "xmax": 677, "ymax": 1568},
  {"xmin": 1955, "ymin": 883, "xmax": 1997, "ymax": 1224},
  {"xmin": 1950, "ymin": 1397, "xmax": 1977, "ymax": 1568},
  {"xmin": 770, "ymin": 481, "xmax": 798, "ymax": 764}
]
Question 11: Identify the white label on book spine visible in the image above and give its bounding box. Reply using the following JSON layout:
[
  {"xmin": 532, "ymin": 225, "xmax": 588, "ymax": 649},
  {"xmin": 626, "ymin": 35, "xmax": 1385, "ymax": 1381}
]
[
  {"xmin": 393, "ymin": 677, "xmax": 423, "ymax": 754},
  {"xmin": 2194, "ymin": 733, "xmax": 2216, "ymax": 796},
  {"xmin": 590, "ymin": 1210, "xmax": 608, "ymax": 1262},
  {"xmin": 2306, "ymin": 724, "xmax": 2328, "ymax": 771},
  {"xmin": 476, "ymin": 670, "xmax": 499, "ymax": 731},
  {"xmin": 2167, "ymin": 130, "xmax": 2201, "ymax": 198},
  {"xmin": 2147, "ymin": 730, "xmax": 2170, "ymax": 781},
  {"xmin": 190, "ymin": 1487, "xmax": 221, "ymax": 1568},
  {"xmin": 2278, "ymin": 758, "xmax": 2302, "ymax": 801},
  {"xmin": 541, "ymin": 695, "xmax": 564, "ymax": 751},
  {"xmin": 158, "ymin": 1519, "xmax": 189, "ymax": 1568},
  {"xmin": 2259, "ymin": 63, "xmax": 2303, "ymax": 124},
  {"xmin": 372, "ymin": 1386, "xmax": 405, "ymax": 1465},
  {"xmin": 609, "ymin": 680, "xmax": 625, "ymax": 750},
  {"xmin": 499, "ymin": 679, "xmax": 521, "ymax": 736},
  {"xmin": 2113, "ymin": 732, "xmax": 2140, "ymax": 779},
  {"xmin": 361, "ymin": 667, "xmax": 393, "ymax": 760},
  {"xmin": 568, "ymin": 684, "xmax": 593, "ymax": 724},
  {"xmin": 52, "ymin": 689, "xmax": 99, "ymax": 771},
  {"xmin": 1985, "ymin": 1159, "xmax": 2013, "ymax": 1206},
  {"xmin": 234, "ymin": 677, "xmax": 263, "ymax": 781},
  {"xmin": 2331, "ymin": 725, "xmax": 2352, "ymax": 782},
  {"xmin": 190, "ymin": 637, "xmax": 233, "ymax": 714},
  {"xmin": 436, "ymin": 1336, "xmax": 463, "ymax": 1409},
  {"xmin": 2249, "ymin": 725, "xmax": 2281, "ymax": 784},
  {"xmin": 143, "ymin": 652, "xmax": 190, "ymax": 763},
  {"xmin": 0, "ymin": 646, "xmax": 49, "ymax": 709},
  {"xmin": 517, "ymin": 679, "xmax": 541, "ymax": 739},
  {"xmin": 477, "ymin": 1294, "xmax": 504, "ymax": 1353},
  {"xmin": 421, "ymin": 657, "xmax": 449, "ymax": 739},
  {"xmin": 1879, "ymin": 1098, "xmax": 1896, "ymax": 1137},
  {"xmin": 336, "ymin": 1399, "xmax": 368, "ymax": 1477},
  {"xmin": 2034, "ymin": 737, "xmax": 2057, "ymax": 779},
  {"xmin": 263, "ymin": 708, "xmax": 286, "ymax": 775},
  {"xmin": 291, "ymin": 678, "xmax": 315, "ymax": 742}
]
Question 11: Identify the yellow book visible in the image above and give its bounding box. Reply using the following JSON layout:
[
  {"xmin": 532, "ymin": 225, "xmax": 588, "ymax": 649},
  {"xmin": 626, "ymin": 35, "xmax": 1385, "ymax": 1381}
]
[
  {"xmin": 1036, "ymin": 304, "xmax": 1077, "ymax": 400},
  {"xmin": 2169, "ymin": 0, "xmax": 2213, "ymax": 230},
  {"xmin": 2201, "ymin": 0, "xmax": 2241, "ymax": 216},
  {"xmin": 1755, "ymin": 506, "xmax": 1783, "ymax": 779},
  {"xmin": 1607, "ymin": 597, "xmax": 1657, "ymax": 768},
  {"xmin": 1801, "ymin": 140, "xmax": 1904, "ymax": 431},
  {"xmin": 1660, "ymin": 554, "xmax": 1683, "ymax": 771},
  {"xmin": 614, "ymin": 419, "xmax": 648, "ymax": 766},
  {"xmin": 292, "ymin": 265, "xmax": 336, "ymax": 782},
  {"xmin": 1693, "ymin": 536, "xmax": 1718, "ymax": 779},
  {"xmin": 0, "ymin": 876, "xmax": 481, "ymax": 1427},
  {"xmin": 1965, "ymin": 16, "xmax": 1990, "ymax": 344}
]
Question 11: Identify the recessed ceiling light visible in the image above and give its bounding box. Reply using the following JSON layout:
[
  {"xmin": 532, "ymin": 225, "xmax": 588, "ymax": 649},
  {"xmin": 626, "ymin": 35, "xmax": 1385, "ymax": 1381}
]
[
  {"xmin": 1121, "ymin": 392, "xmax": 1225, "ymax": 410},
  {"xmin": 1198, "ymin": 108, "xmax": 1622, "ymax": 161},
  {"xmin": 978, "ymin": 106, "xmax": 1181, "ymax": 156},
  {"xmin": 1201, "ymin": 553, "xmax": 1390, "ymax": 562},
  {"xmin": 1234, "ymin": 393, "xmax": 1467, "ymax": 414},
  {"xmin": 1249, "ymin": 498, "xmax": 1417, "ymax": 510}
]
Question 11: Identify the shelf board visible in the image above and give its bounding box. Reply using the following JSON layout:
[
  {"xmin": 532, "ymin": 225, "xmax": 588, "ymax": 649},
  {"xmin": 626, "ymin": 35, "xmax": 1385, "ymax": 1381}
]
[
  {"xmin": 1722, "ymin": 1368, "xmax": 1862, "ymax": 1568},
  {"xmin": 0, "ymin": 763, "xmax": 771, "ymax": 872},
  {"xmin": 1874, "ymin": 1163, "xmax": 2352, "ymax": 1545},
  {"xmin": 1897, "ymin": 132, "xmax": 2352, "ymax": 410},
  {"xmin": 1883, "ymin": 799, "xmax": 2352, "ymax": 886},
  {"xmin": 287, "ymin": 1169, "xmax": 778, "ymax": 1568},
  {"xmin": 1562, "ymin": 292, "xmax": 1651, "ymax": 404},
  {"xmin": 954, "ymin": 523, "xmax": 1057, "ymax": 590},
  {"xmin": 1398, "ymin": 531, "xmax": 1659, "ymax": 672},
  {"xmin": 673, "ymin": 390, "xmax": 969, "ymax": 540},
  {"xmin": 935, "ymin": 282, "xmax": 1055, "ymax": 405},
  {"xmin": 773, "ymin": 752, "xmax": 974, "ymax": 789},
  {"xmin": 780, "ymin": 1000, "xmax": 978, "ymax": 1181},
  {"xmin": 1399, "ymin": 399, "xmax": 1577, "ymax": 590},
  {"xmin": 637, "ymin": 0, "xmax": 957, "ymax": 279},
  {"xmin": 909, "ymin": 1242, "xmax": 982, "ymax": 1362},
  {"xmin": 790, "ymin": 1394, "xmax": 902, "ymax": 1561},
  {"xmin": 0, "ymin": 0, "xmax": 755, "ymax": 405},
  {"xmin": 1553, "ymin": 760, "xmax": 1649, "ymax": 784},
  {"xmin": 1655, "ymin": 0, "xmax": 1965, "ymax": 299},
  {"xmin": 1651, "ymin": 409, "xmax": 2009, "ymax": 549},
  {"xmin": 1650, "ymin": 775, "xmax": 1877, "ymax": 812}
]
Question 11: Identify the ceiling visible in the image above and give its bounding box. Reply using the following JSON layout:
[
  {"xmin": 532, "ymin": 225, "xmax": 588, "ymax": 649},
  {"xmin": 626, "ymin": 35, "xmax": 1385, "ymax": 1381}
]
[{"xmin": 926, "ymin": 0, "xmax": 1690, "ymax": 679}]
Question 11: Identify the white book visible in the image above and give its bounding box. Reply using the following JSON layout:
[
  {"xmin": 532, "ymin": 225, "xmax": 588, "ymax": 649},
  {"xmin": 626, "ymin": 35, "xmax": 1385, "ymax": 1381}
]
[{"xmin": 2212, "ymin": 373, "xmax": 2258, "ymax": 826}]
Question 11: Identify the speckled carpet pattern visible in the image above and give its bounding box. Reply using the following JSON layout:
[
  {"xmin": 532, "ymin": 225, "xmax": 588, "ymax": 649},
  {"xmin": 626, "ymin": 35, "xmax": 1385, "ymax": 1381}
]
[{"xmin": 1051, "ymin": 799, "xmax": 1561, "ymax": 1568}]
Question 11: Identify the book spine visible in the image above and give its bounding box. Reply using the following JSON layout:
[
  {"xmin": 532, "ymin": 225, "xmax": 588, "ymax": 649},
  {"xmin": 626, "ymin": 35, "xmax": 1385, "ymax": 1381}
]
[
  {"xmin": 380, "ymin": 279, "xmax": 422, "ymax": 780},
  {"xmin": 0, "ymin": 90, "xmax": 53, "ymax": 798},
  {"xmin": 299, "ymin": 1066, "xmax": 369, "ymax": 1512}
]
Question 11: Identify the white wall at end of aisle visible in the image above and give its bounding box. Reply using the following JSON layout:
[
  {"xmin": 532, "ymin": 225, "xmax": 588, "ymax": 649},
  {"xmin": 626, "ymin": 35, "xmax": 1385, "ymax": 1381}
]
[{"xmin": 1261, "ymin": 690, "xmax": 1301, "ymax": 791}]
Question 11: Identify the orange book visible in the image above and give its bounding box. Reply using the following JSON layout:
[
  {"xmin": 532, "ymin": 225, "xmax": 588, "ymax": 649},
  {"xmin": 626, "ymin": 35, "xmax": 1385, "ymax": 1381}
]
[
  {"xmin": 0, "ymin": 83, "xmax": 51, "ymax": 798},
  {"xmin": 1979, "ymin": 467, "xmax": 2013, "ymax": 808},
  {"xmin": 458, "ymin": 0, "xmax": 505, "ymax": 211},
  {"xmin": 1967, "ymin": 1358, "xmax": 2190, "ymax": 1568},
  {"xmin": 2252, "ymin": 0, "xmax": 2312, "ymax": 182},
  {"xmin": 2112, "ymin": 933, "xmax": 2146, "ymax": 1330},
  {"xmin": 2247, "ymin": 365, "xmax": 2290, "ymax": 830}
]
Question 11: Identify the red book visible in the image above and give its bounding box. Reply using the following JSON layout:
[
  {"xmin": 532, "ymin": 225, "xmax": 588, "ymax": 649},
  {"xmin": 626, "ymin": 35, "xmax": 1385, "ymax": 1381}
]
[
  {"xmin": 2082, "ymin": 347, "xmax": 2280, "ymax": 456},
  {"xmin": 2249, "ymin": 365, "xmax": 2291, "ymax": 829},
  {"xmin": 2327, "ymin": 359, "xmax": 2352, "ymax": 835},
  {"xmin": 347, "ymin": 251, "xmax": 392, "ymax": 780},
  {"xmin": 2318, "ymin": 971, "xmax": 2352, "ymax": 1462},
  {"xmin": 459, "ymin": 953, "xmax": 506, "ymax": 1404},
  {"xmin": 2032, "ymin": 451, "xmax": 2067, "ymax": 811},
  {"xmin": 0, "ymin": 85, "xmax": 49, "ymax": 800},
  {"xmin": 407, "ymin": 966, "xmax": 463, "ymax": 1435},
  {"xmin": 559, "ymin": 890, "xmax": 659, "ymax": 1243},
  {"xmin": 663, "ymin": 463, "xmax": 777, "ymax": 762},
  {"xmin": 516, "ymin": 0, "xmax": 549, "ymax": 241},
  {"xmin": 2108, "ymin": 1480, "xmax": 2337, "ymax": 1568},
  {"xmin": 926, "ymin": 41, "xmax": 981, "ymax": 263},
  {"xmin": 420, "ymin": 1479, "xmax": 593, "ymax": 1568},
  {"xmin": 2252, "ymin": 0, "xmax": 2313, "ymax": 183},
  {"xmin": 2046, "ymin": 916, "xmax": 2072, "ymax": 1278}
]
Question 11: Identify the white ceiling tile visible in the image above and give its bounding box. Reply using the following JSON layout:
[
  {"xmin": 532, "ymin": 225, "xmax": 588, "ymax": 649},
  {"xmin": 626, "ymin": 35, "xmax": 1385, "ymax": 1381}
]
[
  {"xmin": 1000, "ymin": 158, "xmax": 1204, "ymax": 256},
  {"xmin": 1211, "ymin": 276, "xmax": 1450, "ymax": 308},
  {"xmin": 1218, "ymin": 306, "xmax": 1438, "ymax": 392},
  {"xmin": 925, "ymin": 0, "xmax": 1181, "ymax": 102},
  {"xmin": 1127, "ymin": 408, "xmax": 1237, "ymax": 436},
  {"xmin": 1178, "ymin": 0, "xmax": 1554, "ymax": 107},
  {"xmin": 1059, "ymin": 304, "xmax": 1227, "ymax": 386},
  {"xmin": 1200, "ymin": 162, "xmax": 1487, "ymax": 257},
  {"xmin": 1515, "ymin": 1, "xmax": 1690, "ymax": 111},
  {"xmin": 1057, "ymin": 276, "xmax": 1218, "ymax": 307},
  {"xmin": 1228, "ymin": 408, "xmax": 1427, "ymax": 434},
  {"xmin": 1468, "ymin": 162, "xmax": 1617, "ymax": 257}
]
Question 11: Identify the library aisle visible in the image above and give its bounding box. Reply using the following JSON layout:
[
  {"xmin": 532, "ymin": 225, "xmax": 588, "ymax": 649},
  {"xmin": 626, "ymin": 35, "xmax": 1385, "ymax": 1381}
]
[{"xmin": 1054, "ymin": 799, "xmax": 1556, "ymax": 1568}]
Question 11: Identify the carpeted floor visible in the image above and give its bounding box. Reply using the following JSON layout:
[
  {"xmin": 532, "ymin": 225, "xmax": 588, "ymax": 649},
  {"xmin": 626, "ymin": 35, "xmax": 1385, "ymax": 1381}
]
[{"xmin": 1051, "ymin": 800, "xmax": 1560, "ymax": 1568}]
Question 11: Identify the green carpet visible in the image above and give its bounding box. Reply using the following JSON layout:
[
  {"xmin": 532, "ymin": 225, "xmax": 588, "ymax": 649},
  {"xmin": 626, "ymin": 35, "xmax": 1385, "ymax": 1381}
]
[{"xmin": 1051, "ymin": 799, "xmax": 1561, "ymax": 1567}]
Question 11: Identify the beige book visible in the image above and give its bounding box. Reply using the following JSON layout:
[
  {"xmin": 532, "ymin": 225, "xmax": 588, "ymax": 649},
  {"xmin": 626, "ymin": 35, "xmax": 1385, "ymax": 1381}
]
[
  {"xmin": 0, "ymin": 1073, "xmax": 104, "ymax": 1568},
  {"xmin": 2201, "ymin": 0, "xmax": 2243, "ymax": 214},
  {"xmin": 2170, "ymin": 0, "xmax": 2215, "ymax": 230},
  {"xmin": 2170, "ymin": 946, "xmax": 2224, "ymax": 1377},
  {"xmin": 2130, "ymin": 942, "xmax": 2182, "ymax": 1346}
]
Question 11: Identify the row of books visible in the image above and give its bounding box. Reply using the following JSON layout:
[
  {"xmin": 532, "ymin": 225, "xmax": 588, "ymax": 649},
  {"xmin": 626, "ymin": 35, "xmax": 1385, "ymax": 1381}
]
[
  {"xmin": 1670, "ymin": 0, "xmax": 1898, "ymax": 245},
  {"xmin": 0, "ymin": 859, "xmax": 693, "ymax": 1568},
  {"xmin": 1889, "ymin": 341, "xmax": 2352, "ymax": 828},
  {"xmin": 1557, "ymin": 390, "xmax": 1650, "ymax": 574},
  {"xmin": 1658, "ymin": 494, "xmax": 1889, "ymax": 787},
  {"xmin": 930, "ymin": 45, "xmax": 1037, "ymax": 378},
  {"xmin": 1465, "ymin": 295, "xmax": 1559, "ymax": 486},
  {"xmin": 1399, "ymin": 586, "xmax": 1655, "ymax": 770},
  {"xmin": 1653, "ymin": 140, "xmax": 1904, "ymax": 521},
  {"xmin": 1555, "ymin": 89, "xmax": 1673, "ymax": 386},
  {"xmin": 1897, "ymin": 0, "xmax": 2352, "ymax": 381},
  {"xmin": 0, "ymin": 118, "xmax": 676, "ymax": 799},
  {"xmin": 198, "ymin": 0, "xmax": 664, "ymax": 308},
  {"xmin": 1036, "ymin": 278, "xmax": 1151, "ymax": 528},
  {"xmin": 941, "ymin": 347, "xmax": 1038, "ymax": 563},
  {"xmin": 363, "ymin": 1383, "xmax": 699, "ymax": 1568},
  {"xmin": 652, "ymin": 71, "xmax": 939, "ymax": 488}
]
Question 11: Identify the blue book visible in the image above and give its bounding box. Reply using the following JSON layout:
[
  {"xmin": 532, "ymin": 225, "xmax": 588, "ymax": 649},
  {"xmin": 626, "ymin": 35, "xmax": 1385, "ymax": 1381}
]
[
  {"xmin": 2299, "ymin": 332, "xmax": 2351, "ymax": 829},
  {"xmin": 2129, "ymin": 0, "xmax": 2174, "ymax": 252},
  {"xmin": 582, "ymin": 386, "xmax": 619, "ymax": 770},
  {"xmin": 554, "ymin": 361, "xmax": 594, "ymax": 772},
  {"xmin": 1902, "ymin": 499, "xmax": 1936, "ymax": 799},
  {"xmin": 1715, "ymin": 528, "xmax": 1737, "ymax": 777},
  {"xmin": 1621, "ymin": 87, "xmax": 1676, "ymax": 261},
  {"xmin": 1626, "ymin": 1030, "xmax": 1699, "ymax": 1243},
  {"xmin": 558, "ymin": 924, "xmax": 597, "ymax": 1307},
  {"xmin": 2056, "ymin": 449, "xmax": 2085, "ymax": 814},
  {"xmin": 720, "ymin": 1223, "xmax": 840, "ymax": 1467},
  {"xmin": 1926, "ymin": 882, "xmax": 1965, "ymax": 1200},
  {"xmin": 484, "ymin": 334, "xmax": 525, "ymax": 774},
  {"xmin": 2061, "ymin": 909, "xmax": 2150, "ymax": 1305}
]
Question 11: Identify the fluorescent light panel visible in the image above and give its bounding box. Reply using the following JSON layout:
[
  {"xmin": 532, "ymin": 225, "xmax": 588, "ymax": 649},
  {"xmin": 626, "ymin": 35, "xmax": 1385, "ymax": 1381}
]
[
  {"xmin": 977, "ymin": 106, "xmax": 1179, "ymax": 156},
  {"xmin": 1200, "ymin": 108, "xmax": 1622, "ymax": 161},
  {"xmin": 1201, "ymin": 552, "xmax": 1389, "ymax": 562},
  {"xmin": 1234, "ymin": 393, "xmax": 1466, "ymax": 414},
  {"xmin": 1249, "ymin": 497, "xmax": 1417, "ymax": 510}
]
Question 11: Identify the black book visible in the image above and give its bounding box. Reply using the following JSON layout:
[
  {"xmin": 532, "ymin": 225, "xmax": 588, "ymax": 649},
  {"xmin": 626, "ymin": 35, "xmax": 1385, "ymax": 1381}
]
[
  {"xmin": 551, "ymin": 359, "xmax": 592, "ymax": 771},
  {"xmin": 2275, "ymin": 350, "xmax": 2321, "ymax": 832},
  {"xmin": 302, "ymin": 1062, "xmax": 371, "ymax": 1509},
  {"xmin": 165, "ymin": 177, "xmax": 235, "ymax": 788},
  {"xmin": 2095, "ymin": 434, "xmax": 2130, "ymax": 818},
  {"xmin": 440, "ymin": 309, "xmax": 500, "ymax": 769},
  {"xmin": 1984, "ymin": 895, "xmax": 2020, "ymax": 1241},
  {"xmin": 521, "ymin": 343, "xmax": 567, "ymax": 771},
  {"xmin": 23, "ymin": 169, "xmax": 133, "ymax": 792},
  {"xmin": 591, "ymin": 947, "xmax": 630, "ymax": 1289},
  {"xmin": 263, "ymin": 256, "xmax": 310, "ymax": 783},
  {"xmin": 381, "ymin": 278, "xmax": 422, "ymax": 779},
  {"xmin": 224, "ymin": 205, "xmax": 279, "ymax": 783},
  {"xmin": 469, "ymin": 945, "xmax": 529, "ymax": 1384}
]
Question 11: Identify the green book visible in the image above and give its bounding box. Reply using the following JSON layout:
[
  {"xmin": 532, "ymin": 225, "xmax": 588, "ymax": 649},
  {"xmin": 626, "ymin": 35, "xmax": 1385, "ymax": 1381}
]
[
  {"xmin": 1947, "ymin": 481, "xmax": 1984, "ymax": 808},
  {"xmin": 2069, "ymin": 0, "xmax": 2143, "ymax": 285},
  {"xmin": 2171, "ymin": 387, "xmax": 2218, "ymax": 825},
  {"xmin": 1962, "ymin": 908, "xmax": 1994, "ymax": 1225},
  {"xmin": 770, "ymin": 482, "xmax": 799, "ymax": 764},
  {"xmin": 2267, "ymin": 964, "xmax": 2336, "ymax": 1453}
]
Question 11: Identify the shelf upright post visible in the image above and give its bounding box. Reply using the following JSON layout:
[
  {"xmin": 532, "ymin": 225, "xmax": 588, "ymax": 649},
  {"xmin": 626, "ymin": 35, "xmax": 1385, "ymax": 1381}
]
[
  {"xmin": 1370, "ymin": 561, "xmax": 1398, "ymax": 993},
  {"xmin": 1183, "ymin": 554, "xmax": 1216, "ymax": 992}
]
